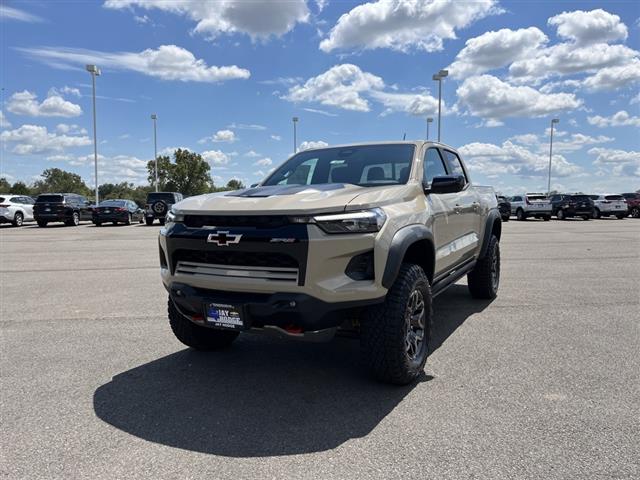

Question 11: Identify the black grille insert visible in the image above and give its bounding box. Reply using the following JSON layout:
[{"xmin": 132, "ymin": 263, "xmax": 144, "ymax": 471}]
[
  {"xmin": 184, "ymin": 215, "xmax": 290, "ymax": 229},
  {"xmin": 174, "ymin": 249, "xmax": 298, "ymax": 270}
]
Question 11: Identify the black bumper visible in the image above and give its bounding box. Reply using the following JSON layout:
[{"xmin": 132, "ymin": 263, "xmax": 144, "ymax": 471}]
[
  {"xmin": 93, "ymin": 213, "xmax": 128, "ymax": 222},
  {"xmin": 168, "ymin": 282, "xmax": 384, "ymax": 331},
  {"xmin": 34, "ymin": 213, "xmax": 70, "ymax": 222}
]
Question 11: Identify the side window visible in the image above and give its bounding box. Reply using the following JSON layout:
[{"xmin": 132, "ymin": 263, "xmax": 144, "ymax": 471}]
[
  {"xmin": 12, "ymin": 197, "xmax": 23, "ymax": 204},
  {"xmin": 442, "ymin": 150, "xmax": 467, "ymax": 183},
  {"xmin": 423, "ymin": 148, "xmax": 448, "ymax": 184},
  {"xmin": 512, "ymin": 196, "xmax": 522, "ymax": 202}
]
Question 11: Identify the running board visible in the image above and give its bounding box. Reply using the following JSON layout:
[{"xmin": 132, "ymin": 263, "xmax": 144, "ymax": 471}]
[{"xmin": 431, "ymin": 259, "xmax": 476, "ymax": 297}]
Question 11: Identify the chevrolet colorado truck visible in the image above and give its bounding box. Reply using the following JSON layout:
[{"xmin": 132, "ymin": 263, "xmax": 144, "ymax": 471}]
[{"xmin": 159, "ymin": 142, "xmax": 501, "ymax": 384}]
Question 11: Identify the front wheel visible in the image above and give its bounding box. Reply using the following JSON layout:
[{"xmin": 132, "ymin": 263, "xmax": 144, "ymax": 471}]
[
  {"xmin": 145, "ymin": 217, "xmax": 154, "ymax": 226},
  {"xmin": 630, "ymin": 207, "xmax": 639, "ymax": 218},
  {"xmin": 360, "ymin": 263, "xmax": 431, "ymax": 385},
  {"xmin": 125, "ymin": 213, "xmax": 132, "ymax": 225},
  {"xmin": 66, "ymin": 211, "xmax": 80, "ymax": 226},
  {"xmin": 12, "ymin": 212, "xmax": 24, "ymax": 227},
  {"xmin": 516, "ymin": 209, "xmax": 526, "ymax": 221},
  {"xmin": 468, "ymin": 234, "xmax": 500, "ymax": 299},
  {"xmin": 168, "ymin": 298, "xmax": 238, "ymax": 350}
]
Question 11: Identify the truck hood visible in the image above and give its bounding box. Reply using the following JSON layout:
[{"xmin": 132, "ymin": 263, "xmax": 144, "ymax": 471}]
[{"xmin": 174, "ymin": 183, "xmax": 376, "ymax": 215}]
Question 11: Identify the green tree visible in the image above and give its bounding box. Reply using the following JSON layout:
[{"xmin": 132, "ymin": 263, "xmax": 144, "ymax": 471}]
[
  {"xmin": 162, "ymin": 149, "xmax": 212, "ymax": 196},
  {"xmin": 11, "ymin": 181, "xmax": 30, "ymax": 195},
  {"xmin": 226, "ymin": 179, "xmax": 245, "ymax": 190},
  {"xmin": 0, "ymin": 177, "xmax": 11, "ymax": 192},
  {"xmin": 32, "ymin": 168, "xmax": 91, "ymax": 195},
  {"xmin": 147, "ymin": 155, "xmax": 172, "ymax": 191}
]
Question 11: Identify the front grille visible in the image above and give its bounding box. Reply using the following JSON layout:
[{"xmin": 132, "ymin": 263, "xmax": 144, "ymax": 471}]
[
  {"xmin": 173, "ymin": 249, "xmax": 298, "ymax": 270},
  {"xmin": 183, "ymin": 215, "xmax": 290, "ymax": 229},
  {"xmin": 175, "ymin": 261, "xmax": 298, "ymax": 283}
]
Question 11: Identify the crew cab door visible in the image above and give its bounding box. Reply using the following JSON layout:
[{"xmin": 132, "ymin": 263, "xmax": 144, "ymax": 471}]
[{"xmin": 435, "ymin": 148, "xmax": 481, "ymax": 270}]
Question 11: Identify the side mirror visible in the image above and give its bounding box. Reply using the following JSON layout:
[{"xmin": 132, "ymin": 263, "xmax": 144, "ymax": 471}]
[
  {"xmin": 250, "ymin": 183, "xmax": 259, "ymax": 188},
  {"xmin": 426, "ymin": 175, "xmax": 465, "ymax": 194}
]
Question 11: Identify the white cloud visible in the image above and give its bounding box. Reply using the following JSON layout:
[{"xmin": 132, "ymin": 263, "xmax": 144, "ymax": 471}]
[
  {"xmin": 212, "ymin": 129, "xmax": 236, "ymax": 143},
  {"xmin": 509, "ymin": 130, "xmax": 612, "ymax": 153},
  {"xmin": 226, "ymin": 122, "xmax": 266, "ymax": 130},
  {"xmin": 244, "ymin": 150, "xmax": 261, "ymax": 158},
  {"xmin": 253, "ymin": 157, "xmax": 273, "ymax": 167},
  {"xmin": 630, "ymin": 92, "xmax": 640, "ymax": 105},
  {"xmin": 552, "ymin": 133, "xmax": 614, "ymax": 153},
  {"xmin": 49, "ymin": 86, "xmax": 81, "ymax": 97},
  {"xmin": 0, "ymin": 110, "xmax": 11, "ymax": 128},
  {"xmin": 319, "ymin": 0, "xmax": 501, "ymax": 53},
  {"xmin": 369, "ymin": 91, "xmax": 439, "ymax": 116},
  {"xmin": 589, "ymin": 147, "xmax": 640, "ymax": 177},
  {"xmin": 73, "ymin": 153, "xmax": 149, "ymax": 184},
  {"xmin": 448, "ymin": 27, "xmax": 548, "ymax": 79},
  {"xmin": 202, "ymin": 150, "xmax": 229, "ymax": 166},
  {"xmin": 104, "ymin": 0, "xmax": 309, "ymax": 40},
  {"xmin": 548, "ymin": 9, "xmax": 628, "ymax": 45},
  {"xmin": 270, "ymin": 134, "xmax": 282, "ymax": 141},
  {"xmin": 581, "ymin": 59, "xmax": 640, "ymax": 91},
  {"xmin": 303, "ymin": 108, "xmax": 339, "ymax": 117},
  {"xmin": 456, "ymin": 75, "xmax": 582, "ymax": 121},
  {"xmin": 18, "ymin": 44, "xmax": 250, "ymax": 83},
  {"xmin": 0, "ymin": 5, "xmax": 44, "ymax": 22},
  {"xmin": 6, "ymin": 90, "xmax": 82, "ymax": 117},
  {"xmin": 0, "ymin": 124, "xmax": 91, "ymax": 154},
  {"xmin": 459, "ymin": 140, "xmax": 581, "ymax": 178},
  {"xmin": 587, "ymin": 110, "xmax": 640, "ymax": 128},
  {"xmin": 509, "ymin": 134, "xmax": 539, "ymax": 145},
  {"xmin": 285, "ymin": 64, "xmax": 384, "ymax": 112},
  {"xmin": 55, "ymin": 123, "xmax": 88, "ymax": 135},
  {"xmin": 299, "ymin": 140, "xmax": 329, "ymax": 151}
]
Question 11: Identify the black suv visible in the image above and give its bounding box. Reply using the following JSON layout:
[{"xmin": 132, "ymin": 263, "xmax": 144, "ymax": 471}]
[
  {"xmin": 550, "ymin": 194, "xmax": 594, "ymax": 220},
  {"xmin": 145, "ymin": 192, "xmax": 183, "ymax": 225},
  {"xmin": 33, "ymin": 193, "xmax": 93, "ymax": 227},
  {"xmin": 497, "ymin": 195, "xmax": 511, "ymax": 221}
]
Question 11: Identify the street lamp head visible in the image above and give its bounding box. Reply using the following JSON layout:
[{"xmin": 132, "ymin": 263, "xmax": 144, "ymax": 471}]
[
  {"xmin": 432, "ymin": 74, "xmax": 441, "ymax": 81},
  {"xmin": 552, "ymin": 118, "xmax": 560, "ymax": 124},
  {"xmin": 427, "ymin": 117, "xmax": 433, "ymax": 123},
  {"xmin": 85, "ymin": 64, "xmax": 101, "ymax": 75},
  {"xmin": 438, "ymin": 69, "xmax": 449, "ymax": 77},
  {"xmin": 292, "ymin": 116, "xmax": 299, "ymax": 122},
  {"xmin": 151, "ymin": 114, "xmax": 157, "ymax": 120}
]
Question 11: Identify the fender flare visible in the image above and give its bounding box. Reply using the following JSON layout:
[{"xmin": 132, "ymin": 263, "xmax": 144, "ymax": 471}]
[
  {"xmin": 478, "ymin": 209, "xmax": 502, "ymax": 259},
  {"xmin": 382, "ymin": 224, "xmax": 435, "ymax": 289}
]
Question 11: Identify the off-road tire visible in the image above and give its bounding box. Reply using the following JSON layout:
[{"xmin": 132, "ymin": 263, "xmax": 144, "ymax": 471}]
[
  {"xmin": 516, "ymin": 209, "xmax": 526, "ymax": 221},
  {"xmin": 468, "ymin": 234, "xmax": 500, "ymax": 300},
  {"xmin": 145, "ymin": 217, "xmax": 154, "ymax": 226},
  {"xmin": 158, "ymin": 218, "xmax": 166, "ymax": 226},
  {"xmin": 360, "ymin": 263, "xmax": 432, "ymax": 385},
  {"xmin": 37, "ymin": 220, "xmax": 47, "ymax": 228},
  {"xmin": 12, "ymin": 212, "xmax": 23, "ymax": 227},
  {"xmin": 168, "ymin": 298, "xmax": 239, "ymax": 351},
  {"xmin": 65, "ymin": 211, "xmax": 80, "ymax": 226}
]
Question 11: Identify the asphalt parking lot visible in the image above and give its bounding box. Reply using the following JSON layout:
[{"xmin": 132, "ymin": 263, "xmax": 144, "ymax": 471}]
[{"xmin": 1, "ymin": 219, "xmax": 639, "ymax": 479}]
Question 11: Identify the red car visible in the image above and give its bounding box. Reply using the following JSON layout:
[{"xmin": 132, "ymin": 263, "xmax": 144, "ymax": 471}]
[{"xmin": 621, "ymin": 193, "xmax": 640, "ymax": 218}]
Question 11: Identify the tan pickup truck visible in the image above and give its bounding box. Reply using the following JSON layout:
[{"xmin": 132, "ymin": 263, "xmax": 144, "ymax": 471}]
[{"xmin": 159, "ymin": 141, "xmax": 502, "ymax": 384}]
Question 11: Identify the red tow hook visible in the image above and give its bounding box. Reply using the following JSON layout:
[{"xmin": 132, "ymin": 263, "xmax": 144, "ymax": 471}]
[
  {"xmin": 284, "ymin": 325, "xmax": 303, "ymax": 334},
  {"xmin": 191, "ymin": 314, "xmax": 204, "ymax": 323}
]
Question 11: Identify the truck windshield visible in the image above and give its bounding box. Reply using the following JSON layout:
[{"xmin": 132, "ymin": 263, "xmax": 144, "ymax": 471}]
[
  {"xmin": 147, "ymin": 193, "xmax": 176, "ymax": 202},
  {"xmin": 36, "ymin": 195, "xmax": 64, "ymax": 203},
  {"xmin": 262, "ymin": 144, "xmax": 415, "ymax": 187}
]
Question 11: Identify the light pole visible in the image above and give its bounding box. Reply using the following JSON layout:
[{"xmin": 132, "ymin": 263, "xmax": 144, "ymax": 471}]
[
  {"xmin": 426, "ymin": 117, "xmax": 433, "ymax": 140},
  {"xmin": 547, "ymin": 118, "xmax": 559, "ymax": 195},
  {"xmin": 292, "ymin": 116, "xmax": 299, "ymax": 153},
  {"xmin": 151, "ymin": 114, "xmax": 158, "ymax": 192},
  {"xmin": 86, "ymin": 64, "xmax": 101, "ymax": 206},
  {"xmin": 432, "ymin": 69, "xmax": 448, "ymax": 142}
]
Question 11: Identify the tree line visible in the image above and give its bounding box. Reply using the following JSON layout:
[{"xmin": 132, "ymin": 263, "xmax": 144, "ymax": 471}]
[{"xmin": 0, "ymin": 148, "xmax": 245, "ymax": 206}]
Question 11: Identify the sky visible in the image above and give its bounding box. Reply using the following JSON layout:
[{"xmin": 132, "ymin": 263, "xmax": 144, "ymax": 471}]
[{"xmin": 1, "ymin": 0, "xmax": 639, "ymax": 195}]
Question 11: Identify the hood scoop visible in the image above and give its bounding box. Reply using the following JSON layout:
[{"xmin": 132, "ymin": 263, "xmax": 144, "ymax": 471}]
[{"xmin": 226, "ymin": 183, "xmax": 347, "ymax": 198}]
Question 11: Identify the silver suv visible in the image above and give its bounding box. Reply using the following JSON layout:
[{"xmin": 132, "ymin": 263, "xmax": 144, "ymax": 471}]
[{"xmin": 510, "ymin": 193, "xmax": 552, "ymax": 221}]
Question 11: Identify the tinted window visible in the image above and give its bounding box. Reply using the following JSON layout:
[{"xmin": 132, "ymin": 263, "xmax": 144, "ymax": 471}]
[
  {"xmin": 605, "ymin": 195, "xmax": 624, "ymax": 200},
  {"xmin": 571, "ymin": 195, "xmax": 590, "ymax": 201},
  {"xmin": 100, "ymin": 200, "xmax": 127, "ymax": 207},
  {"xmin": 526, "ymin": 195, "xmax": 547, "ymax": 200},
  {"xmin": 263, "ymin": 144, "xmax": 415, "ymax": 187},
  {"xmin": 36, "ymin": 195, "xmax": 64, "ymax": 203},
  {"xmin": 148, "ymin": 193, "xmax": 177, "ymax": 203},
  {"xmin": 423, "ymin": 148, "xmax": 448, "ymax": 184},
  {"xmin": 25, "ymin": 197, "xmax": 35, "ymax": 204},
  {"xmin": 512, "ymin": 196, "xmax": 522, "ymax": 202},
  {"xmin": 10, "ymin": 196, "xmax": 23, "ymax": 204},
  {"xmin": 441, "ymin": 150, "xmax": 467, "ymax": 182}
]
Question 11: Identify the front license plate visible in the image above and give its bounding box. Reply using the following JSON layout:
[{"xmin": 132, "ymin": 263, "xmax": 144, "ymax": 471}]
[{"xmin": 206, "ymin": 303, "xmax": 244, "ymax": 330}]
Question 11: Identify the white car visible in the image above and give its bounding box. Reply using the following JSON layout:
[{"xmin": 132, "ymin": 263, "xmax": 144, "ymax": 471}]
[
  {"xmin": 590, "ymin": 194, "xmax": 627, "ymax": 219},
  {"xmin": 0, "ymin": 194, "xmax": 36, "ymax": 227},
  {"xmin": 510, "ymin": 193, "xmax": 552, "ymax": 221}
]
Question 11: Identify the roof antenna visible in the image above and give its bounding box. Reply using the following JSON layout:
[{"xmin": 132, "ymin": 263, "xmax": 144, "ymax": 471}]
[{"xmin": 402, "ymin": 133, "xmax": 406, "ymax": 140}]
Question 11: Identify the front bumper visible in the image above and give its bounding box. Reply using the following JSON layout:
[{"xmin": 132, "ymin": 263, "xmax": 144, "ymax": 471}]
[{"xmin": 169, "ymin": 282, "xmax": 383, "ymax": 331}]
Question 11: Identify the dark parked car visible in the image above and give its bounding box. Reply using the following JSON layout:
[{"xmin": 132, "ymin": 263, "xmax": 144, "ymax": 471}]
[
  {"xmin": 92, "ymin": 199, "xmax": 145, "ymax": 226},
  {"xmin": 550, "ymin": 194, "xmax": 594, "ymax": 220},
  {"xmin": 496, "ymin": 195, "xmax": 511, "ymax": 221},
  {"xmin": 621, "ymin": 193, "xmax": 640, "ymax": 218},
  {"xmin": 145, "ymin": 191, "xmax": 183, "ymax": 225},
  {"xmin": 33, "ymin": 193, "xmax": 93, "ymax": 227}
]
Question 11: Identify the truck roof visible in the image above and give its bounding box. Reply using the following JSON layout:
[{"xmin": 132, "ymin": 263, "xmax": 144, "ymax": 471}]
[{"xmin": 296, "ymin": 140, "xmax": 456, "ymax": 152}]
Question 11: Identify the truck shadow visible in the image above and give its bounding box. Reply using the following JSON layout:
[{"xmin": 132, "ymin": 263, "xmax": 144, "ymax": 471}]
[{"xmin": 93, "ymin": 284, "xmax": 491, "ymax": 457}]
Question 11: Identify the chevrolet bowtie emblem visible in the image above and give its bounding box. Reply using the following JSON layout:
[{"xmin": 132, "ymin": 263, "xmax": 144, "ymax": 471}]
[{"xmin": 207, "ymin": 231, "xmax": 242, "ymax": 246}]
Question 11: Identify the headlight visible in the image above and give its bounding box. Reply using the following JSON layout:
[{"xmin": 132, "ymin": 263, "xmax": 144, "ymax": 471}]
[
  {"xmin": 166, "ymin": 207, "xmax": 184, "ymax": 224},
  {"xmin": 313, "ymin": 208, "xmax": 386, "ymax": 234}
]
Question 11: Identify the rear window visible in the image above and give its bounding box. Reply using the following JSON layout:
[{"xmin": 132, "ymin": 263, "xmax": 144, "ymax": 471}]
[
  {"xmin": 147, "ymin": 193, "xmax": 176, "ymax": 203},
  {"xmin": 36, "ymin": 195, "xmax": 64, "ymax": 203},
  {"xmin": 589, "ymin": 195, "xmax": 599, "ymax": 200},
  {"xmin": 571, "ymin": 195, "xmax": 591, "ymax": 201},
  {"xmin": 604, "ymin": 195, "xmax": 624, "ymax": 201},
  {"xmin": 99, "ymin": 200, "xmax": 127, "ymax": 207},
  {"xmin": 0, "ymin": 197, "xmax": 4, "ymax": 203},
  {"xmin": 526, "ymin": 195, "xmax": 547, "ymax": 200}
]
